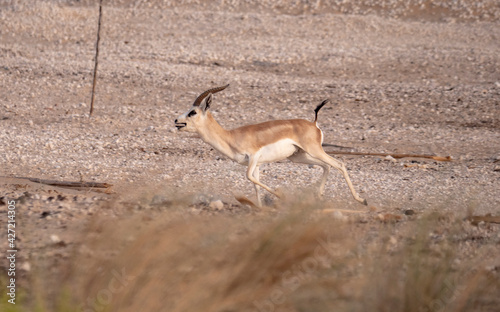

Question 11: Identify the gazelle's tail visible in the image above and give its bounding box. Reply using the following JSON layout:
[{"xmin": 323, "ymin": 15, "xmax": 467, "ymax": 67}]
[{"xmin": 314, "ymin": 99, "xmax": 329, "ymax": 123}]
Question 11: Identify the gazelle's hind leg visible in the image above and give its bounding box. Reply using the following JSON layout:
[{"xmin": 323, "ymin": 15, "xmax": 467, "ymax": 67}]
[
  {"xmin": 288, "ymin": 150, "xmax": 330, "ymax": 196},
  {"xmin": 301, "ymin": 145, "xmax": 367, "ymax": 205}
]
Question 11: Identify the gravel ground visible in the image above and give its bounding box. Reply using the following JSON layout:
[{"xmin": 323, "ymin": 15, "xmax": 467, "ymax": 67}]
[{"xmin": 0, "ymin": 0, "xmax": 499, "ymax": 291}]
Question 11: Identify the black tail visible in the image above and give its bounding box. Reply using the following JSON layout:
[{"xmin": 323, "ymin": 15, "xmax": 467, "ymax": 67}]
[{"xmin": 314, "ymin": 99, "xmax": 329, "ymax": 123}]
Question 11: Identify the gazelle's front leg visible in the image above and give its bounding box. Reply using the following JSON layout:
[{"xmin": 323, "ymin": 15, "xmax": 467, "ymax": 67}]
[
  {"xmin": 252, "ymin": 165, "xmax": 262, "ymax": 207},
  {"xmin": 318, "ymin": 165, "xmax": 330, "ymax": 196},
  {"xmin": 246, "ymin": 155, "xmax": 282, "ymax": 205}
]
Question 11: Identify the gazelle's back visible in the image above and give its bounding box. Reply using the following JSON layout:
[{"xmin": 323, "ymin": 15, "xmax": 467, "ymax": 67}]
[{"xmin": 229, "ymin": 119, "xmax": 322, "ymax": 153}]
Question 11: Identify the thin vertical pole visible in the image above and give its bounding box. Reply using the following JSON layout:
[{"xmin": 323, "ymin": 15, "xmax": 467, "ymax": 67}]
[{"xmin": 90, "ymin": 0, "xmax": 103, "ymax": 117}]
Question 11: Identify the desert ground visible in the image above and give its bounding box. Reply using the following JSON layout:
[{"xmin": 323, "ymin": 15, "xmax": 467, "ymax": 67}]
[{"xmin": 0, "ymin": 0, "xmax": 499, "ymax": 311}]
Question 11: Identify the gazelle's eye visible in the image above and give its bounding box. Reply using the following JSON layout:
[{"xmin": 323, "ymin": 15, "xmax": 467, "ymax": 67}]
[{"xmin": 187, "ymin": 110, "xmax": 197, "ymax": 117}]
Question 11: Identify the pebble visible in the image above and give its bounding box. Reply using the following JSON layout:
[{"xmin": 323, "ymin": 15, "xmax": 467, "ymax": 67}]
[
  {"xmin": 389, "ymin": 236, "xmax": 397, "ymax": 245},
  {"xmin": 151, "ymin": 195, "xmax": 169, "ymax": 206},
  {"xmin": 50, "ymin": 234, "xmax": 62, "ymax": 244},
  {"xmin": 332, "ymin": 210, "xmax": 347, "ymax": 221},
  {"xmin": 209, "ymin": 200, "xmax": 224, "ymax": 210},
  {"xmin": 385, "ymin": 155, "xmax": 397, "ymax": 162},
  {"xmin": 404, "ymin": 209, "xmax": 415, "ymax": 216},
  {"xmin": 21, "ymin": 262, "xmax": 31, "ymax": 272}
]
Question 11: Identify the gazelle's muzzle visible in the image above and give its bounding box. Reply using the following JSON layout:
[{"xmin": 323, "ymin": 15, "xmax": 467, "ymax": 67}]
[{"xmin": 174, "ymin": 119, "xmax": 187, "ymax": 130}]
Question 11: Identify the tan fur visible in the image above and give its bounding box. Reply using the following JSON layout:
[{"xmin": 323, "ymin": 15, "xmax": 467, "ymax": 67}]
[{"xmin": 229, "ymin": 119, "xmax": 322, "ymax": 154}]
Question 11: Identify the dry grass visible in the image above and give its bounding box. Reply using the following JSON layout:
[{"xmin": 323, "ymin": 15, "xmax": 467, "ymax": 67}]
[{"xmin": 6, "ymin": 192, "xmax": 500, "ymax": 312}]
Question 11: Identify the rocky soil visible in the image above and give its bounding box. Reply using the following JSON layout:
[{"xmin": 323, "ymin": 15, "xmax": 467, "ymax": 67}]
[{"xmin": 0, "ymin": 0, "xmax": 499, "ymax": 302}]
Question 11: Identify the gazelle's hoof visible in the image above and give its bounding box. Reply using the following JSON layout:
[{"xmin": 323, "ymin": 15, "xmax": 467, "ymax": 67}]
[{"xmin": 361, "ymin": 199, "xmax": 368, "ymax": 206}]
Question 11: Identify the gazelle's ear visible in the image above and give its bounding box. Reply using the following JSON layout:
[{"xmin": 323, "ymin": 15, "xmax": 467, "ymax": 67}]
[{"xmin": 200, "ymin": 93, "xmax": 212, "ymax": 112}]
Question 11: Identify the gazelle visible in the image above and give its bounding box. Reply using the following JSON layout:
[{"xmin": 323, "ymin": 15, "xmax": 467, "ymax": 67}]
[{"xmin": 174, "ymin": 85, "xmax": 367, "ymax": 207}]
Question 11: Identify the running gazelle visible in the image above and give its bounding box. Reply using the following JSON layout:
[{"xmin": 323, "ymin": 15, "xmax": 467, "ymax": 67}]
[{"xmin": 174, "ymin": 85, "xmax": 367, "ymax": 207}]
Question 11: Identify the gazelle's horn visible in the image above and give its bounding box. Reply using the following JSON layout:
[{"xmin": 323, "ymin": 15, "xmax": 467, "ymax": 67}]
[{"xmin": 192, "ymin": 84, "xmax": 230, "ymax": 107}]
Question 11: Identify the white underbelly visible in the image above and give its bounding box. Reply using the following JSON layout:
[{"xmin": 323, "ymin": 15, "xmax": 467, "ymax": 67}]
[{"xmin": 258, "ymin": 138, "xmax": 298, "ymax": 164}]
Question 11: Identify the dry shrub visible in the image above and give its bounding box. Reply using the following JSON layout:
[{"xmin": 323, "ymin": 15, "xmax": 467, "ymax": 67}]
[
  {"xmin": 57, "ymin": 199, "xmax": 355, "ymax": 312},
  {"xmin": 33, "ymin": 195, "xmax": 499, "ymax": 312},
  {"xmin": 358, "ymin": 212, "xmax": 500, "ymax": 312}
]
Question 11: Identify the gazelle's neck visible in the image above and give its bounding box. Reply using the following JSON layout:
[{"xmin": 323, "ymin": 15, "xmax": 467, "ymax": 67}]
[{"xmin": 197, "ymin": 112, "xmax": 236, "ymax": 159}]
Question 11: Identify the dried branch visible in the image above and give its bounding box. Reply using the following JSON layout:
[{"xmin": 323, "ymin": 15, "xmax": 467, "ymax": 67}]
[
  {"xmin": 324, "ymin": 149, "xmax": 452, "ymax": 161},
  {"xmin": 466, "ymin": 214, "xmax": 500, "ymax": 225},
  {"xmin": 16, "ymin": 177, "xmax": 112, "ymax": 189}
]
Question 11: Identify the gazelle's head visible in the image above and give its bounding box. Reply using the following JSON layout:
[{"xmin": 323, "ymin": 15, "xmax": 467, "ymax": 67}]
[{"xmin": 174, "ymin": 84, "xmax": 229, "ymax": 133}]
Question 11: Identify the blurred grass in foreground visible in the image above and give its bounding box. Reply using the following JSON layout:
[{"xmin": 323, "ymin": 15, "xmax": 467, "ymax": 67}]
[{"xmin": 6, "ymin": 194, "xmax": 500, "ymax": 312}]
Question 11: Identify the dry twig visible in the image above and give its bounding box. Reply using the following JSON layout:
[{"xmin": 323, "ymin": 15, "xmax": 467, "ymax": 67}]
[
  {"xmin": 325, "ymin": 150, "xmax": 452, "ymax": 161},
  {"xmin": 466, "ymin": 214, "xmax": 500, "ymax": 225},
  {"xmin": 4, "ymin": 176, "xmax": 112, "ymax": 189}
]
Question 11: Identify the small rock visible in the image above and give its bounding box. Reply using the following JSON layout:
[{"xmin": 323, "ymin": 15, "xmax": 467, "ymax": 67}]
[
  {"xmin": 209, "ymin": 200, "xmax": 224, "ymax": 210},
  {"xmin": 21, "ymin": 262, "xmax": 31, "ymax": 272},
  {"xmin": 404, "ymin": 209, "xmax": 415, "ymax": 216},
  {"xmin": 50, "ymin": 234, "xmax": 61, "ymax": 244},
  {"xmin": 389, "ymin": 236, "xmax": 397, "ymax": 245},
  {"xmin": 385, "ymin": 155, "xmax": 397, "ymax": 162},
  {"xmin": 151, "ymin": 195, "xmax": 169, "ymax": 206},
  {"xmin": 332, "ymin": 210, "xmax": 345, "ymax": 220}
]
